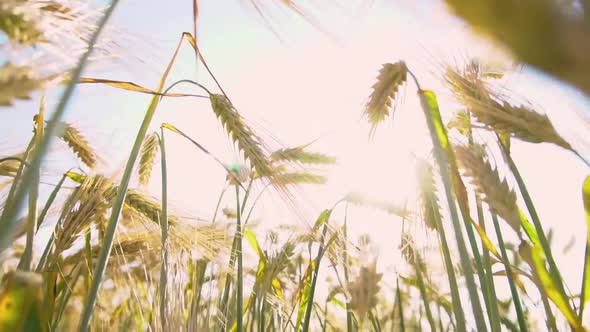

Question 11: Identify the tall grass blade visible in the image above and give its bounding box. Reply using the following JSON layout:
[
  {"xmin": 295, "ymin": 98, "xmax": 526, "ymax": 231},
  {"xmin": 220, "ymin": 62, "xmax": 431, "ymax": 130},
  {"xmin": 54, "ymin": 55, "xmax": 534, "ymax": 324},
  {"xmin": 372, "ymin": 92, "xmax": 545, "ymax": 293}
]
[
  {"xmin": 476, "ymin": 201, "xmax": 501, "ymax": 332},
  {"xmin": 158, "ymin": 129, "xmax": 169, "ymax": 331},
  {"xmin": 420, "ymin": 162, "xmax": 465, "ymax": 331},
  {"xmin": 77, "ymin": 32, "xmax": 192, "ymax": 332},
  {"xmin": 418, "ymin": 89, "xmax": 487, "ymax": 332},
  {"xmin": 580, "ymin": 175, "xmax": 590, "ymax": 318},
  {"xmin": 496, "ymin": 137, "xmax": 570, "ymax": 307},
  {"xmin": 235, "ymin": 185, "xmax": 244, "ymax": 332},
  {"xmin": 491, "ymin": 213, "xmax": 528, "ymax": 332},
  {"xmin": 396, "ymin": 278, "xmax": 405, "ymax": 332},
  {"xmin": 51, "ymin": 265, "xmax": 83, "ymax": 331},
  {"xmin": 302, "ymin": 209, "xmax": 332, "ymax": 331},
  {"xmin": 36, "ymin": 172, "xmax": 68, "ymax": 233},
  {"xmin": 519, "ymin": 242, "xmax": 583, "ymax": 330},
  {"xmin": 19, "ymin": 100, "xmax": 44, "ymax": 270}
]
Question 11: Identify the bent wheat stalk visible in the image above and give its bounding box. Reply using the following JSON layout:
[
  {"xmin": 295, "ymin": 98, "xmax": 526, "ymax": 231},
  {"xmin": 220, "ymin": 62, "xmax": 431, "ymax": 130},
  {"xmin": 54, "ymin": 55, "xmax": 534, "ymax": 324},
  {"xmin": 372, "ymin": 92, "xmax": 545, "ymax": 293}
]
[{"xmin": 77, "ymin": 32, "xmax": 192, "ymax": 332}]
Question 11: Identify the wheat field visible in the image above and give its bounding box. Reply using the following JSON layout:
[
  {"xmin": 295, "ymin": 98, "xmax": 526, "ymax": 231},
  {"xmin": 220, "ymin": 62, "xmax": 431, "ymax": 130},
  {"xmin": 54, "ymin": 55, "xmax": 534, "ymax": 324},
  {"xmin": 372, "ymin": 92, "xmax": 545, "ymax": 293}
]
[{"xmin": 2, "ymin": 1, "xmax": 590, "ymax": 331}]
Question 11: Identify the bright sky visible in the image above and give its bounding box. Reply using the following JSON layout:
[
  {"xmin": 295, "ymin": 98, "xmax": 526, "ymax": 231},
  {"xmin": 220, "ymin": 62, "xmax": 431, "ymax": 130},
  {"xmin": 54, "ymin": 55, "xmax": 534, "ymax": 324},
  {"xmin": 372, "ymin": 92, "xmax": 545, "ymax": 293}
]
[{"xmin": 3, "ymin": 0, "xmax": 590, "ymax": 327}]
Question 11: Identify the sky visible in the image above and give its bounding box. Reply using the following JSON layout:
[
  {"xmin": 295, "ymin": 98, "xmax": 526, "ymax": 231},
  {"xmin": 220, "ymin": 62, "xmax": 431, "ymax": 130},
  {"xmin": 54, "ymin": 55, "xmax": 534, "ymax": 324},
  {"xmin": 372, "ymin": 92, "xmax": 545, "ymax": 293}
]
[{"xmin": 3, "ymin": 0, "xmax": 590, "ymax": 327}]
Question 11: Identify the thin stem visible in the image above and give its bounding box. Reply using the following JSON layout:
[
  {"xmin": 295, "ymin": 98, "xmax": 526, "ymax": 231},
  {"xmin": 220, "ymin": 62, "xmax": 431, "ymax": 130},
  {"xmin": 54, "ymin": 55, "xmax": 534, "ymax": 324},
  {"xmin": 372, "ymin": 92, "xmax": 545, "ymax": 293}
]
[
  {"xmin": 20, "ymin": 104, "xmax": 44, "ymax": 271},
  {"xmin": 219, "ymin": 179, "xmax": 253, "ymax": 329},
  {"xmin": 425, "ymin": 182, "xmax": 465, "ymax": 331},
  {"xmin": 36, "ymin": 171, "xmax": 69, "ymax": 233},
  {"xmin": 161, "ymin": 123, "xmax": 245, "ymax": 191},
  {"xmin": 476, "ymin": 200, "xmax": 501, "ymax": 332},
  {"xmin": 497, "ymin": 137, "xmax": 569, "ymax": 303},
  {"xmin": 0, "ymin": 157, "xmax": 28, "ymax": 166},
  {"xmin": 302, "ymin": 218, "xmax": 336, "ymax": 332},
  {"xmin": 158, "ymin": 129, "xmax": 169, "ymax": 331},
  {"xmin": 235, "ymin": 185, "xmax": 244, "ymax": 332},
  {"xmin": 491, "ymin": 213, "xmax": 528, "ymax": 332},
  {"xmin": 52, "ymin": 264, "xmax": 83, "ymax": 330},
  {"xmin": 396, "ymin": 277, "xmax": 405, "ymax": 332},
  {"xmin": 343, "ymin": 203, "xmax": 355, "ymax": 332},
  {"xmin": 161, "ymin": 79, "xmax": 211, "ymax": 98}
]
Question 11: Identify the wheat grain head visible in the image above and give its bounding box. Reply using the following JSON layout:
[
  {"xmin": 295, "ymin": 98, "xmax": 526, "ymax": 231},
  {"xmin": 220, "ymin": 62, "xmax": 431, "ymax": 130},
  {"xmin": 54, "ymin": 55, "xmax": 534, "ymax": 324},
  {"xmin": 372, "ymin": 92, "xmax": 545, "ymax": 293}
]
[
  {"xmin": 138, "ymin": 132, "xmax": 159, "ymax": 186},
  {"xmin": 455, "ymin": 145, "xmax": 521, "ymax": 233},
  {"xmin": 210, "ymin": 94, "xmax": 276, "ymax": 179},
  {"xmin": 124, "ymin": 189, "xmax": 177, "ymax": 227},
  {"xmin": 364, "ymin": 61, "xmax": 407, "ymax": 133},
  {"xmin": 347, "ymin": 260, "xmax": 383, "ymax": 322},
  {"xmin": 55, "ymin": 121, "xmax": 97, "ymax": 168},
  {"xmin": 343, "ymin": 192, "xmax": 411, "ymax": 219},
  {"xmin": 55, "ymin": 174, "xmax": 116, "ymax": 254},
  {"xmin": 270, "ymin": 146, "xmax": 336, "ymax": 165},
  {"xmin": 417, "ymin": 161, "xmax": 440, "ymax": 231},
  {"xmin": 0, "ymin": 63, "xmax": 47, "ymax": 106},
  {"xmin": 445, "ymin": 66, "xmax": 571, "ymax": 150}
]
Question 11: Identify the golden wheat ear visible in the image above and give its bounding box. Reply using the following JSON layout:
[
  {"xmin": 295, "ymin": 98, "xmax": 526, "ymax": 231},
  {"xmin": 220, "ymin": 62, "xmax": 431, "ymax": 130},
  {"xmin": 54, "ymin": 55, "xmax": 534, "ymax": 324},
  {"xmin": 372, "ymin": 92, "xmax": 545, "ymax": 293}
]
[
  {"xmin": 417, "ymin": 161, "xmax": 441, "ymax": 231},
  {"xmin": 54, "ymin": 121, "xmax": 97, "ymax": 168},
  {"xmin": 209, "ymin": 94, "xmax": 276, "ymax": 179},
  {"xmin": 124, "ymin": 189, "xmax": 177, "ymax": 227},
  {"xmin": 454, "ymin": 145, "xmax": 521, "ymax": 234},
  {"xmin": 445, "ymin": 65, "xmax": 572, "ymax": 150},
  {"xmin": 343, "ymin": 192, "xmax": 412, "ymax": 219},
  {"xmin": 138, "ymin": 132, "xmax": 159, "ymax": 186},
  {"xmin": 0, "ymin": 63, "xmax": 48, "ymax": 106},
  {"xmin": 270, "ymin": 172, "xmax": 327, "ymax": 185},
  {"xmin": 63, "ymin": 230, "xmax": 161, "ymax": 267},
  {"xmin": 347, "ymin": 260, "xmax": 383, "ymax": 323},
  {"xmin": 364, "ymin": 61, "xmax": 407, "ymax": 133},
  {"xmin": 54, "ymin": 175, "xmax": 116, "ymax": 255},
  {"xmin": 0, "ymin": 3, "xmax": 44, "ymax": 45},
  {"xmin": 270, "ymin": 145, "xmax": 336, "ymax": 165},
  {"xmin": 0, "ymin": 153, "xmax": 25, "ymax": 177}
]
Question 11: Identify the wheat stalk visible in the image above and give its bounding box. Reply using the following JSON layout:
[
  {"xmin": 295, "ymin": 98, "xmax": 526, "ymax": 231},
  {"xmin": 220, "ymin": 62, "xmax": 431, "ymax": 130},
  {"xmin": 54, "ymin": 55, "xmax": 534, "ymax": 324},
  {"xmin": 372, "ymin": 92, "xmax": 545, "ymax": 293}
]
[
  {"xmin": 56, "ymin": 121, "xmax": 97, "ymax": 168},
  {"xmin": 455, "ymin": 145, "xmax": 521, "ymax": 233},
  {"xmin": 364, "ymin": 61, "xmax": 407, "ymax": 133},
  {"xmin": 138, "ymin": 133, "xmax": 159, "ymax": 186}
]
